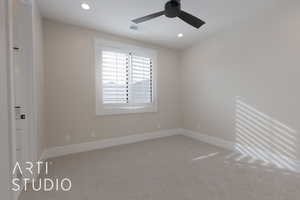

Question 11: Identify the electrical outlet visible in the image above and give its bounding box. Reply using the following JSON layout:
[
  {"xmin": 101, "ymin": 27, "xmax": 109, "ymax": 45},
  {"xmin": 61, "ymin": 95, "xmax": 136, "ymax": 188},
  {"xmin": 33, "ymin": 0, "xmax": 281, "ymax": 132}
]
[
  {"xmin": 65, "ymin": 134, "xmax": 71, "ymax": 141},
  {"xmin": 91, "ymin": 131, "xmax": 96, "ymax": 138}
]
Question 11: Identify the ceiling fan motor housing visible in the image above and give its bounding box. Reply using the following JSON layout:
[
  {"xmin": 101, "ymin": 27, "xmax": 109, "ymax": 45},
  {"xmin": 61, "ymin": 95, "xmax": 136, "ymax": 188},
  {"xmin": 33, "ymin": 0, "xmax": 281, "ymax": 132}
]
[{"xmin": 165, "ymin": 0, "xmax": 181, "ymax": 18}]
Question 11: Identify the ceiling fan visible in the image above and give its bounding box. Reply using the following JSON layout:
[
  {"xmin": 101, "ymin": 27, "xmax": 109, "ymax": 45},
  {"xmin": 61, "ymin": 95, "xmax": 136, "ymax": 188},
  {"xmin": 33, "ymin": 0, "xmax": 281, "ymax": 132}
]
[{"xmin": 132, "ymin": 0, "xmax": 205, "ymax": 29}]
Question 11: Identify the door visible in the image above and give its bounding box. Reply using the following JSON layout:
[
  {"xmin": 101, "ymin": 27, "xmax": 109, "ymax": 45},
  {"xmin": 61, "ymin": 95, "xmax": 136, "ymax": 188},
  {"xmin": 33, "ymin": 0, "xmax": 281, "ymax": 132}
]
[
  {"xmin": 0, "ymin": 0, "xmax": 13, "ymax": 199},
  {"xmin": 12, "ymin": 0, "xmax": 35, "ymax": 176}
]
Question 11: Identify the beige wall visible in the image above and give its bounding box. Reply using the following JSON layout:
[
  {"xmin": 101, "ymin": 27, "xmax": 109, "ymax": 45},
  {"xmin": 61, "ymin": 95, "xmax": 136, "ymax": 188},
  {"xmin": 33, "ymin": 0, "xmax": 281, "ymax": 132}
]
[
  {"xmin": 181, "ymin": 3, "xmax": 300, "ymax": 158},
  {"xmin": 43, "ymin": 19, "xmax": 182, "ymax": 148},
  {"xmin": 43, "ymin": 2, "xmax": 300, "ymax": 160}
]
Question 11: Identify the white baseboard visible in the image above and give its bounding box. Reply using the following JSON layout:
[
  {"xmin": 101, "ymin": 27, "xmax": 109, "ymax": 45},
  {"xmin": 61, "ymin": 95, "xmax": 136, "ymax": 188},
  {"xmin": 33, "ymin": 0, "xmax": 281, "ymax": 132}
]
[
  {"xmin": 179, "ymin": 128, "xmax": 235, "ymax": 151},
  {"xmin": 41, "ymin": 128, "xmax": 234, "ymax": 160},
  {"xmin": 42, "ymin": 129, "xmax": 180, "ymax": 159},
  {"xmin": 41, "ymin": 128, "xmax": 235, "ymax": 160},
  {"xmin": 40, "ymin": 128, "xmax": 300, "ymax": 173}
]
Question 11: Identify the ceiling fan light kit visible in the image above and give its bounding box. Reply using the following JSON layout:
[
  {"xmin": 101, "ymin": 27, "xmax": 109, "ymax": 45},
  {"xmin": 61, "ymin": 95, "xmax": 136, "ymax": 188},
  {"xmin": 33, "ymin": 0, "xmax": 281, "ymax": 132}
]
[{"xmin": 132, "ymin": 0, "xmax": 205, "ymax": 29}]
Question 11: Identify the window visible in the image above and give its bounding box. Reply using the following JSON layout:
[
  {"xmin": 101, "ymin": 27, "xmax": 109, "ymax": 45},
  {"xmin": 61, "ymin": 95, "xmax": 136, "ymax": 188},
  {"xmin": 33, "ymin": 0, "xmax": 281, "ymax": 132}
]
[{"xmin": 95, "ymin": 39, "xmax": 157, "ymax": 115}]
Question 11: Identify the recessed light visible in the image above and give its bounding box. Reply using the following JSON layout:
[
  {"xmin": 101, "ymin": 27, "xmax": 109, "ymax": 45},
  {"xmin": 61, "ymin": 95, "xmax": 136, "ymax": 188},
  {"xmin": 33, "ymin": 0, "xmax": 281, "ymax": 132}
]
[
  {"xmin": 81, "ymin": 3, "xmax": 91, "ymax": 10},
  {"xmin": 177, "ymin": 33, "xmax": 183, "ymax": 38}
]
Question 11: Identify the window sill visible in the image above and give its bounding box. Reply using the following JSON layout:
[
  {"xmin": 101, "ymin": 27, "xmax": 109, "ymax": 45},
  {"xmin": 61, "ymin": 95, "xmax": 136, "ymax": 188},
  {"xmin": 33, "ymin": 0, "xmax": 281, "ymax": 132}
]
[{"xmin": 96, "ymin": 104, "xmax": 157, "ymax": 116}]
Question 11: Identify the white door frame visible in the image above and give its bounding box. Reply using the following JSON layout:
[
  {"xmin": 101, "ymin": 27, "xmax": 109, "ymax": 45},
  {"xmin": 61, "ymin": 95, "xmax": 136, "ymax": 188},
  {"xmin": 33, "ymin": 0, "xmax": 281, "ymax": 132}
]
[
  {"xmin": 10, "ymin": 0, "xmax": 40, "ymax": 195},
  {"xmin": 9, "ymin": 0, "xmax": 18, "ymax": 173},
  {"xmin": 0, "ymin": 0, "xmax": 13, "ymax": 199},
  {"xmin": 13, "ymin": 0, "xmax": 34, "ymax": 167},
  {"xmin": 2, "ymin": 0, "xmax": 40, "ymax": 198}
]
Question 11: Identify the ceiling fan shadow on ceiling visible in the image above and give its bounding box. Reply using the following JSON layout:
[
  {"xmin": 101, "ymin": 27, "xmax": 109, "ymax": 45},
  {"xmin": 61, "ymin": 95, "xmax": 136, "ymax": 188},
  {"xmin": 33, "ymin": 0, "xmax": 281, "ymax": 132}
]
[{"xmin": 132, "ymin": 0, "xmax": 206, "ymax": 29}]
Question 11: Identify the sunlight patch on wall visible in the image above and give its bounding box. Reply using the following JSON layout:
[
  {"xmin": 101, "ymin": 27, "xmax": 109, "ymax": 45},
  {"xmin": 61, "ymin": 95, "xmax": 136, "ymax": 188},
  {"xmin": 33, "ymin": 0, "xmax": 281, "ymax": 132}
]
[{"xmin": 235, "ymin": 97, "xmax": 299, "ymax": 172}]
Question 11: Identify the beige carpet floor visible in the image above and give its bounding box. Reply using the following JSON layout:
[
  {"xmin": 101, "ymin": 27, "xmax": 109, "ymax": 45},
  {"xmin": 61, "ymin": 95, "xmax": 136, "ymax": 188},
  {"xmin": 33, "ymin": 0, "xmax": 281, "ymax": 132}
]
[{"xmin": 20, "ymin": 135, "xmax": 300, "ymax": 200}]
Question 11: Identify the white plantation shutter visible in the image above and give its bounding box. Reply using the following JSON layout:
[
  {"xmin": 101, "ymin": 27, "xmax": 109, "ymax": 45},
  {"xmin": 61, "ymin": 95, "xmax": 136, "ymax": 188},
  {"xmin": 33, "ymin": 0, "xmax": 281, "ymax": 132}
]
[
  {"xmin": 101, "ymin": 51, "xmax": 152, "ymax": 105},
  {"xmin": 96, "ymin": 40, "xmax": 157, "ymax": 115},
  {"xmin": 102, "ymin": 51, "xmax": 129, "ymax": 104},
  {"xmin": 130, "ymin": 54, "xmax": 152, "ymax": 104}
]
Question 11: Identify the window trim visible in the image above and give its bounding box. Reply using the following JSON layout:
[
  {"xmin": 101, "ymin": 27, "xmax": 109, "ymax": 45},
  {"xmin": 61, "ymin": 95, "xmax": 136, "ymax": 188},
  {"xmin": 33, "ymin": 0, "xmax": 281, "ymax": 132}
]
[{"xmin": 95, "ymin": 39, "xmax": 158, "ymax": 116}]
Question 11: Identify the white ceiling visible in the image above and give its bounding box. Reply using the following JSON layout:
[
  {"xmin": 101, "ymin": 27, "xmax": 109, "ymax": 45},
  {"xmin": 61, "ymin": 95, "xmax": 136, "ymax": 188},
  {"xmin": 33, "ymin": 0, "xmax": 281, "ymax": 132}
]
[{"xmin": 37, "ymin": 0, "xmax": 283, "ymax": 49}]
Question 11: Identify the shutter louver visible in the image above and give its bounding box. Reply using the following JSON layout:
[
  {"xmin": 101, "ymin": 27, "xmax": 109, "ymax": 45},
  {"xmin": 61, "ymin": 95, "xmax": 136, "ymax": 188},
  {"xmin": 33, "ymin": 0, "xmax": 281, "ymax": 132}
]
[
  {"xmin": 102, "ymin": 51, "xmax": 128, "ymax": 104},
  {"xmin": 130, "ymin": 55, "xmax": 152, "ymax": 104}
]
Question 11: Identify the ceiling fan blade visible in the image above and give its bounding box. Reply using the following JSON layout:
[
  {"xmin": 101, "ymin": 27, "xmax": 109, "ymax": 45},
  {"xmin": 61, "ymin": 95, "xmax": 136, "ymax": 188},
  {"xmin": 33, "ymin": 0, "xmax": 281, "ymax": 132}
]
[
  {"xmin": 132, "ymin": 11, "xmax": 165, "ymax": 24},
  {"xmin": 178, "ymin": 11, "xmax": 205, "ymax": 29}
]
